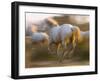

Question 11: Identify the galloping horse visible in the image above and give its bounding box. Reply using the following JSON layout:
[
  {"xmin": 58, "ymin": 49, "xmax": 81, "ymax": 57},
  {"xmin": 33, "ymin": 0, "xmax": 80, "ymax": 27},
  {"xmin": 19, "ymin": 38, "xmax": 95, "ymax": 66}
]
[
  {"xmin": 48, "ymin": 24, "xmax": 81, "ymax": 62},
  {"xmin": 31, "ymin": 32, "xmax": 49, "ymax": 46}
]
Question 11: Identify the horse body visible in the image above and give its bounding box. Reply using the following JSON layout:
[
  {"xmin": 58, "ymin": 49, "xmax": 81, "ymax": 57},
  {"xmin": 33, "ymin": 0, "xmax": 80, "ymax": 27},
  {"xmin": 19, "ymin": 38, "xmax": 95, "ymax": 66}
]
[
  {"xmin": 80, "ymin": 31, "xmax": 89, "ymax": 38},
  {"xmin": 80, "ymin": 31, "xmax": 89, "ymax": 42},
  {"xmin": 49, "ymin": 26, "xmax": 61, "ymax": 43},
  {"xmin": 32, "ymin": 32, "xmax": 49, "ymax": 45},
  {"xmin": 48, "ymin": 24, "xmax": 77, "ymax": 61},
  {"xmin": 60, "ymin": 24, "xmax": 73, "ymax": 44},
  {"xmin": 48, "ymin": 24, "xmax": 82, "ymax": 62},
  {"xmin": 49, "ymin": 24, "xmax": 73, "ymax": 47}
]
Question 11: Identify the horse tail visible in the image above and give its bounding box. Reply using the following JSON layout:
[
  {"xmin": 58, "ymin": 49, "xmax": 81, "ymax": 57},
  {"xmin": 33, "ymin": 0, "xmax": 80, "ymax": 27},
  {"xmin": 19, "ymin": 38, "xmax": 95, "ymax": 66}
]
[{"xmin": 71, "ymin": 26, "xmax": 81, "ymax": 43}]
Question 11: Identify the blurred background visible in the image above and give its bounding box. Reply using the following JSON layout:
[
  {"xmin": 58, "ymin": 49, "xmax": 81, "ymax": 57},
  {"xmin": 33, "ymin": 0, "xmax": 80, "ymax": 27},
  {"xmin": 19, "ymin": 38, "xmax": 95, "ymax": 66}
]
[{"xmin": 25, "ymin": 13, "xmax": 89, "ymax": 68}]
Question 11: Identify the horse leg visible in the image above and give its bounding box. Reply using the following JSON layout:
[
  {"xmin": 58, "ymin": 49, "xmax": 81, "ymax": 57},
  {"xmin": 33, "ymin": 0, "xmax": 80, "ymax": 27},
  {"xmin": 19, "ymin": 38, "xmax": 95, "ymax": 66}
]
[
  {"xmin": 67, "ymin": 42, "xmax": 77, "ymax": 58},
  {"xmin": 64, "ymin": 42, "xmax": 76, "ymax": 58},
  {"xmin": 58, "ymin": 44, "xmax": 64, "ymax": 63},
  {"xmin": 48, "ymin": 42, "xmax": 53, "ymax": 54},
  {"xmin": 48, "ymin": 42, "xmax": 56, "ymax": 54},
  {"xmin": 61, "ymin": 48, "xmax": 69, "ymax": 60},
  {"xmin": 62, "ymin": 40, "xmax": 67, "ymax": 50},
  {"xmin": 56, "ymin": 43, "xmax": 64, "ymax": 62},
  {"xmin": 56, "ymin": 43, "xmax": 61, "ymax": 55},
  {"xmin": 61, "ymin": 38, "xmax": 70, "ymax": 57},
  {"xmin": 65, "ymin": 45, "xmax": 74, "ymax": 58},
  {"xmin": 57, "ymin": 40, "xmax": 68, "ymax": 62}
]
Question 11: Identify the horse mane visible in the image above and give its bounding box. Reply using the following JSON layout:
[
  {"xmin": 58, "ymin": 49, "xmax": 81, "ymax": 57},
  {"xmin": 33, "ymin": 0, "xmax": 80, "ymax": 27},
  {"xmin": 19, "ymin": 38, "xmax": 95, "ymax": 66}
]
[
  {"xmin": 46, "ymin": 17, "xmax": 59, "ymax": 27},
  {"xmin": 31, "ymin": 24, "xmax": 38, "ymax": 33}
]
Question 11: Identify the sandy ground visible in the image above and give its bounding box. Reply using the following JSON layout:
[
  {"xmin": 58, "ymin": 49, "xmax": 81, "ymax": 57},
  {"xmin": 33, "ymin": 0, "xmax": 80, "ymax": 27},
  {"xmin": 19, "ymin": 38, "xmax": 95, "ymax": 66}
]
[
  {"xmin": 25, "ymin": 37, "xmax": 89, "ymax": 68},
  {"xmin": 26, "ymin": 59, "xmax": 89, "ymax": 68}
]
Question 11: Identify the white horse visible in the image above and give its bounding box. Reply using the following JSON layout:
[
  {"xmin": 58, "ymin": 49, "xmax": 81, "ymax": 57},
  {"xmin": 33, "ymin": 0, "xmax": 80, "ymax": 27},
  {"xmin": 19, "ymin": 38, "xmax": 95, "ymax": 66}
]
[
  {"xmin": 31, "ymin": 32, "xmax": 49, "ymax": 46},
  {"xmin": 80, "ymin": 31, "xmax": 89, "ymax": 42},
  {"xmin": 48, "ymin": 24, "xmax": 81, "ymax": 62},
  {"xmin": 26, "ymin": 17, "xmax": 59, "ymax": 36}
]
